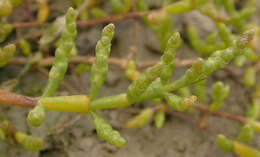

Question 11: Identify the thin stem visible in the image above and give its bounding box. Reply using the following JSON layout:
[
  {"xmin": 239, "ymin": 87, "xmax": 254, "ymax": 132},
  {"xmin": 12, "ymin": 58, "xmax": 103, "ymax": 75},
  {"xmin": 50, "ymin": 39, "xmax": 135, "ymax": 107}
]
[
  {"xmin": 77, "ymin": 11, "xmax": 148, "ymax": 27},
  {"xmin": 7, "ymin": 56, "xmax": 195, "ymax": 69},
  {"xmin": 56, "ymin": 114, "xmax": 83, "ymax": 135},
  {"xmin": 12, "ymin": 10, "xmax": 153, "ymax": 29},
  {"xmin": 12, "ymin": 22, "xmax": 48, "ymax": 29},
  {"xmin": 194, "ymin": 103, "xmax": 248, "ymax": 124}
]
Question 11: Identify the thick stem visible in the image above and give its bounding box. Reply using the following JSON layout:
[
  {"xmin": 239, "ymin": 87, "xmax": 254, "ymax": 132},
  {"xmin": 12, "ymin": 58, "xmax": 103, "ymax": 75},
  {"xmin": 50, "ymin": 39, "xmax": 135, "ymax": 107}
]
[
  {"xmin": 40, "ymin": 95, "xmax": 89, "ymax": 113},
  {"xmin": 90, "ymin": 93, "xmax": 130, "ymax": 110}
]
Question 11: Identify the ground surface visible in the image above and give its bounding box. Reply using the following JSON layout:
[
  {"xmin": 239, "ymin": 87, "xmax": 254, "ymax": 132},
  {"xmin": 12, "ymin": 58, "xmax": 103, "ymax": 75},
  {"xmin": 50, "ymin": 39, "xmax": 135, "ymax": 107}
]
[{"xmin": 1, "ymin": 0, "xmax": 260, "ymax": 157}]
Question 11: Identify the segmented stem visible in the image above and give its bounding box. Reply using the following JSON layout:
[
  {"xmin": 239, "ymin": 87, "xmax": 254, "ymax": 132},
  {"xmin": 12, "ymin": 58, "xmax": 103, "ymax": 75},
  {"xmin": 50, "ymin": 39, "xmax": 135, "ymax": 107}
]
[
  {"xmin": 90, "ymin": 111, "xmax": 126, "ymax": 147},
  {"xmin": 90, "ymin": 23, "xmax": 115, "ymax": 100}
]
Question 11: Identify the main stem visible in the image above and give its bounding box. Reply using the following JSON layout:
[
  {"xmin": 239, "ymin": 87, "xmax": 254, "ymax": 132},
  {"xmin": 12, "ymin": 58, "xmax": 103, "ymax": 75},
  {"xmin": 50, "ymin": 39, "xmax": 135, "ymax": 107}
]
[{"xmin": 90, "ymin": 76, "xmax": 193, "ymax": 110}]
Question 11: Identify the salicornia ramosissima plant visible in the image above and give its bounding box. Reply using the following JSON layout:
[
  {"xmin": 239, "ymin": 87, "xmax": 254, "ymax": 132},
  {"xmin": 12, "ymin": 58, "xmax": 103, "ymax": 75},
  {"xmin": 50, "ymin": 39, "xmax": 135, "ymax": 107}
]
[
  {"xmin": 25, "ymin": 26, "xmax": 256, "ymax": 150},
  {"xmin": 3, "ymin": 25, "xmax": 251, "ymax": 151}
]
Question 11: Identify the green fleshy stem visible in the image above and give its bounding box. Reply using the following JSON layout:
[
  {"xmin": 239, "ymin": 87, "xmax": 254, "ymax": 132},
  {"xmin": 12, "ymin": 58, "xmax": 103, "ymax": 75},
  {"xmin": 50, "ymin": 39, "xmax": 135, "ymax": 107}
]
[
  {"xmin": 0, "ymin": 22, "xmax": 13, "ymax": 43},
  {"xmin": 243, "ymin": 66, "xmax": 256, "ymax": 87},
  {"xmin": 0, "ymin": 0, "xmax": 13, "ymax": 17},
  {"xmin": 217, "ymin": 134, "xmax": 260, "ymax": 157},
  {"xmin": 217, "ymin": 134, "xmax": 234, "ymax": 152},
  {"xmin": 160, "ymin": 32, "xmax": 182, "ymax": 85},
  {"xmin": 27, "ymin": 105, "xmax": 46, "ymax": 127},
  {"xmin": 193, "ymin": 80, "xmax": 206, "ymax": 104},
  {"xmin": 90, "ymin": 23, "xmax": 115, "ymax": 100},
  {"xmin": 237, "ymin": 124, "xmax": 254, "ymax": 143},
  {"xmin": 248, "ymin": 120, "xmax": 260, "ymax": 132},
  {"xmin": 126, "ymin": 108, "xmax": 154, "ymax": 128},
  {"xmin": 27, "ymin": 7, "xmax": 77, "ymax": 127},
  {"xmin": 127, "ymin": 32, "xmax": 182, "ymax": 103},
  {"xmin": 154, "ymin": 110, "xmax": 166, "ymax": 129},
  {"xmin": 209, "ymin": 81, "xmax": 230, "ymax": 112},
  {"xmin": 18, "ymin": 39, "xmax": 32, "ymax": 57},
  {"xmin": 90, "ymin": 31, "xmax": 254, "ymax": 110},
  {"xmin": 164, "ymin": 0, "xmax": 208, "ymax": 14},
  {"xmin": 164, "ymin": 93, "xmax": 197, "ymax": 112},
  {"xmin": 42, "ymin": 7, "xmax": 77, "ymax": 97},
  {"xmin": 0, "ymin": 129, "xmax": 5, "ymax": 141},
  {"xmin": 0, "ymin": 44, "xmax": 16, "ymax": 67},
  {"xmin": 15, "ymin": 131, "xmax": 44, "ymax": 152},
  {"xmin": 90, "ymin": 111, "xmax": 126, "ymax": 147},
  {"xmin": 187, "ymin": 25, "xmax": 225, "ymax": 56}
]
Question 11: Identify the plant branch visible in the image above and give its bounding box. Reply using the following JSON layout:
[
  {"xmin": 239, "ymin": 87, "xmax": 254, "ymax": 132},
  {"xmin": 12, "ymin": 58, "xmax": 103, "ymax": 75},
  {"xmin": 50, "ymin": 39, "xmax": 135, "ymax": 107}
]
[
  {"xmin": 194, "ymin": 103, "xmax": 248, "ymax": 124},
  {"xmin": 0, "ymin": 90, "xmax": 249, "ymax": 125},
  {"xmin": 11, "ymin": 10, "xmax": 153, "ymax": 29},
  {"xmin": 0, "ymin": 90, "xmax": 37, "ymax": 108},
  {"xmin": 7, "ymin": 56, "xmax": 195, "ymax": 69}
]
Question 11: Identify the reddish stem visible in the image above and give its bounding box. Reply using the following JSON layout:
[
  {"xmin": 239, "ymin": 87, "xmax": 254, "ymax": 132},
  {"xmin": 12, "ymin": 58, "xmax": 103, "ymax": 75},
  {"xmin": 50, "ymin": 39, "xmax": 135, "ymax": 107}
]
[
  {"xmin": 12, "ymin": 10, "xmax": 153, "ymax": 29},
  {"xmin": 194, "ymin": 103, "xmax": 248, "ymax": 124},
  {"xmin": 0, "ymin": 90, "xmax": 37, "ymax": 108},
  {"xmin": 7, "ymin": 56, "xmax": 195, "ymax": 70}
]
